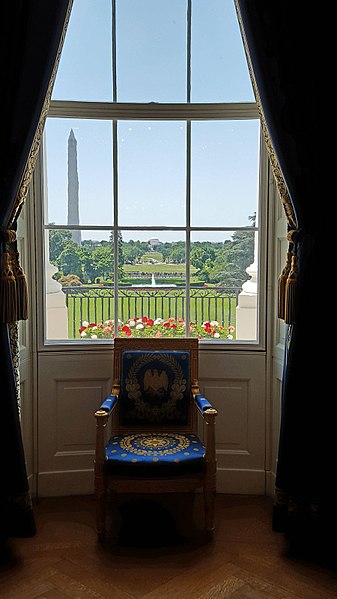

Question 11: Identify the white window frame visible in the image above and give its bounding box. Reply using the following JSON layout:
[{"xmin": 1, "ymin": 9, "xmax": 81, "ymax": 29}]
[{"xmin": 34, "ymin": 101, "xmax": 268, "ymax": 352}]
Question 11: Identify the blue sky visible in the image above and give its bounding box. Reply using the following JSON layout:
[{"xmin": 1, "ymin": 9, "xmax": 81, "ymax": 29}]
[{"xmin": 46, "ymin": 0, "xmax": 259, "ymax": 242}]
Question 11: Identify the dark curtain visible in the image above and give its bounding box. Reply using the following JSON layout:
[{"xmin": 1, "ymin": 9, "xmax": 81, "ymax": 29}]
[
  {"xmin": 236, "ymin": 2, "xmax": 334, "ymax": 564},
  {"xmin": 0, "ymin": 1, "xmax": 71, "ymax": 543}
]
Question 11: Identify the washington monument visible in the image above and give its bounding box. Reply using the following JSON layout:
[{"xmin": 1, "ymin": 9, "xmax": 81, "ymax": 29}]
[{"xmin": 67, "ymin": 129, "xmax": 81, "ymax": 245}]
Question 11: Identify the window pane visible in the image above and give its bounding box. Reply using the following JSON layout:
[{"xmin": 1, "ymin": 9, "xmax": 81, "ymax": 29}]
[
  {"xmin": 191, "ymin": 0, "xmax": 254, "ymax": 102},
  {"xmin": 189, "ymin": 230, "xmax": 258, "ymax": 341},
  {"xmin": 52, "ymin": 0, "xmax": 112, "ymax": 101},
  {"xmin": 45, "ymin": 229, "xmax": 114, "ymax": 341},
  {"xmin": 44, "ymin": 119, "xmax": 113, "ymax": 226},
  {"xmin": 116, "ymin": 0, "xmax": 187, "ymax": 102},
  {"xmin": 118, "ymin": 230, "xmax": 187, "ymax": 337},
  {"xmin": 118, "ymin": 122, "xmax": 186, "ymax": 226},
  {"xmin": 191, "ymin": 120, "xmax": 259, "ymax": 227}
]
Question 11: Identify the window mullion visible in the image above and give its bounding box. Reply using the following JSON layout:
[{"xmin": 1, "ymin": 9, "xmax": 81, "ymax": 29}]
[
  {"xmin": 187, "ymin": 0, "xmax": 191, "ymax": 103},
  {"xmin": 112, "ymin": 0, "xmax": 117, "ymax": 102},
  {"xmin": 113, "ymin": 120, "xmax": 119, "ymax": 336},
  {"xmin": 185, "ymin": 120, "xmax": 191, "ymax": 336}
]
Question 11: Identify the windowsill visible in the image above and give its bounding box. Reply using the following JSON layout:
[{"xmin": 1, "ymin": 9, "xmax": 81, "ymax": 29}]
[{"xmin": 38, "ymin": 337, "xmax": 266, "ymax": 353}]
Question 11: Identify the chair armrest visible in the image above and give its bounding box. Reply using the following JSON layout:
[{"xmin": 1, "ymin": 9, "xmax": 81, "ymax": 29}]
[
  {"xmin": 94, "ymin": 393, "xmax": 119, "ymax": 469},
  {"xmin": 95, "ymin": 394, "xmax": 118, "ymax": 417},
  {"xmin": 193, "ymin": 393, "xmax": 217, "ymax": 417}
]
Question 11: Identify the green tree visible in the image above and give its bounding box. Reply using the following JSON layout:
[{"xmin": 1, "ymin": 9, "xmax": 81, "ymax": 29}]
[
  {"xmin": 58, "ymin": 242, "xmax": 83, "ymax": 278},
  {"xmin": 210, "ymin": 230, "xmax": 255, "ymax": 286},
  {"xmin": 49, "ymin": 229, "xmax": 72, "ymax": 264},
  {"xmin": 168, "ymin": 242, "xmax": 185, "ymax": 264},
  {"xmin": 92, "ymin": 244, "xmax": 114, "ymax": 280}
]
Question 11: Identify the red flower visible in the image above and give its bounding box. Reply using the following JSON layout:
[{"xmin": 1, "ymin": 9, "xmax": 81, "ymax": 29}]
[
  {"xmin": 170, "ymin": 323, "xmax": 177, "ymax": 329},
  {"xmin": 89, "ymin": 323, "xmax": 96, "ymax": 328},
  {"xmin": 79, "ymin": 326, "xmax": 86, "ymax": 334},
  {"xmin": 122, "ymin": 325, "xmax": 132, "ymax": 336},
  {"xmin": 147, "ymin": 318, "xmax": 154, "ymax": 326},
  {"xmin": 142, "ymin": 316, "xmax": 148, "ymax": 323},
  {"xmin": 163, "ymin": 321, "xmax": 170, "ymax": 328}
]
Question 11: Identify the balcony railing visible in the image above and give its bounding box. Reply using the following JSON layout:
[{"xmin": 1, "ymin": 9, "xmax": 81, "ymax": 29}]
[{"xmin": 62, "ymin": 285, "xmax": 241, "ymax": 338}]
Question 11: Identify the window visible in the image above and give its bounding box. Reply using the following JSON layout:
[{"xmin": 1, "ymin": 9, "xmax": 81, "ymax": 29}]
[{"xmin": 42, "ymin": 0, "xmax": 263, "ymax": 344}]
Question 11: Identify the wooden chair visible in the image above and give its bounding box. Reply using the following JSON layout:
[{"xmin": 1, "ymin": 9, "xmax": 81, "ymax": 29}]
[{"xmin": 94, "ymin": 337, "xmax": 218, "ymax": 540}]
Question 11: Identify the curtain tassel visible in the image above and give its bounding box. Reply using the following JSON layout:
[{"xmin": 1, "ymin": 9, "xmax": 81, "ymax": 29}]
[
  {"xmin": 278, "ymin": 251, "xmax": 292, "ymax": 320},
  {"xmin": 0, "ymin": 251, "xmax": 17, "ymax": 323},
  {"xmin": 12, "ymin": 251, "xmax": 28, "ymax": 321},
  {"xmin": 284, "ymin": 255, "xmax": 297, "ymax": 325}
]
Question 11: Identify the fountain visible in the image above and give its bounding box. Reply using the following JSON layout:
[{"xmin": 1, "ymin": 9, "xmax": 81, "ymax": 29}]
[{"xmin": 132, "ymin": 272, "xmax": 176, "ymax": 287}]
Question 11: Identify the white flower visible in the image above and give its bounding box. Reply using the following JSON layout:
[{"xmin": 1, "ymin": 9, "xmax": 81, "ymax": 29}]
[
  {"xmin": 92, "ymin": 326, "xmax": 97, "ymax": 330},
  {"xmin": 129, "ymin": 320, "xmax": 136, "ymax": 327},
  {"xmin": 82, "ymin": 320, "xmax": 89, "ymax": 327},
  {"xmin": 213, "ymin": 332, "xmax": 220, "ymax": 338},
  {"xmin": 210, "ymin": 320, "xmax": 219, "ymax": 327},
  {"xmin": 136, "ymin": 323, "xmax": 144, "ymax": 330},
  {"xmin": 91, "ymin": 334, "xmax": 98, "ymax": 339},
  {"xmin": 227, "ymin": 334, "xmax": 233, "ymax": 340},
  {"xmin": 136, "ymin": 318, "xmax": 143, "ymax": 323},
  {"xmin": 154, "ymin": 318, "xmax": 163, "ymax": 325},
  {"xmin": 80, "ymin": 331, "xmax": 87, "ymax": 337}
]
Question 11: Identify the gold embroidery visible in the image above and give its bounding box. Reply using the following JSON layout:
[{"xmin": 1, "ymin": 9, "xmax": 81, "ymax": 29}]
[
  {"xmin": 119, "ymin": 433, "xmax": 191, "ymax": 456},
  {"xmin": 125, "ymin": 353, "xmax": 187, "ymax": 422}
]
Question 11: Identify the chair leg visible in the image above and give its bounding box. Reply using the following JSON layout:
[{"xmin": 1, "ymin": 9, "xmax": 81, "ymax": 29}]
[
  {"xmin": 204, "ymin": 474, "xmax": 216, "ymax": 535},
  {"xmin": 96, "ymin": 491, "xmax": 106, "ymax": 541}
]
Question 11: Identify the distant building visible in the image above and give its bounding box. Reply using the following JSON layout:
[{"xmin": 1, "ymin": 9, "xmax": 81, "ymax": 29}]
[{"xmin": 148, "ymin": 237, "xmax": 160, "ymax": 250}]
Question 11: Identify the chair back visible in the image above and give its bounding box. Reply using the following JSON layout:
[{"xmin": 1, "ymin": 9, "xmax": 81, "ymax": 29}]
[{"xmin": 113, "ymin": 338, "xmax": 199, "ymax": 433}]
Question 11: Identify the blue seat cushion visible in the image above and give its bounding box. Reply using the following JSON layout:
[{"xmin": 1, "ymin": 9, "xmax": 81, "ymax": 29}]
[
  {"xmin": 119, "ymin": 351, "xmax": 190, "ymax": 426},
  {"xmin": 104, "ymin": 432, "xmax": 205, "ymax": 477}
]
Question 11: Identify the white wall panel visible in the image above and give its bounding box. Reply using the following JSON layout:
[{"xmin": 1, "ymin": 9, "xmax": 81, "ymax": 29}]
[
  {"xmin": 200, "ymin": 350, "xmax": 266, "ymax": 494},
  {"xmin": 37, "ymin": 351, "xmax": 113, "ymax": 495}
]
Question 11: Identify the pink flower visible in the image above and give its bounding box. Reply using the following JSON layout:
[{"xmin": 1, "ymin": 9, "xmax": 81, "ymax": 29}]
[
  {"xmin": 103, "ymin": 327, "xmax": 111, "ymax": 334},
  {"xmin": 154, "ymin": 331, "xmax": 162, "ymax": 338}
]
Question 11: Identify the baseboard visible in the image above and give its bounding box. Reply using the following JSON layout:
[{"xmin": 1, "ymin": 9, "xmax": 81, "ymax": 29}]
[
  {"xmin": 37, "ymin": 467, "xmax": 267, "ymax": 497},
  {"xmin": 37, "ymin": 469, "xmax": 94, "ymax": 497}
]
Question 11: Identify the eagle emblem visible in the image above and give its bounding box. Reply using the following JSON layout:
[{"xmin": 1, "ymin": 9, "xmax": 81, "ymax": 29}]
[{"xmin": 143, "ymin": 368, "xmax": 169, "ymax": 397}]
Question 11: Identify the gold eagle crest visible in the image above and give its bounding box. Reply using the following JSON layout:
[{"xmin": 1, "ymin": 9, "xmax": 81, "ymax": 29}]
[{"xmin": 143, "ymin": 368, "xmax": 169, "ymax": 396}]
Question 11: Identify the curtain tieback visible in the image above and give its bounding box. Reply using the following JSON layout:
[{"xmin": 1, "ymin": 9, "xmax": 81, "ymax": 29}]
[
  {"xmin": 0, "ymin": 227, "xmax": 17, "ymax": 244},
  {"xmin": 0, "ymin": 227, "xmax": 28, "ymax": 322},
  {"xmin": 278, "ymin": 228, "xmax": 303, "ymax": 325}
]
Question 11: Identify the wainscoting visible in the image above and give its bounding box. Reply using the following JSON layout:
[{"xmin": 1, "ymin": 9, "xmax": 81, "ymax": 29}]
[{"xmin": 36, "ymin": 349, "xmax": 266, "ymax": 497}]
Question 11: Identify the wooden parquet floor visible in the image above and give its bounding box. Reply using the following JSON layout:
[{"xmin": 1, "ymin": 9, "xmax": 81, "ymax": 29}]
[{"xmin": 0, "ymin": 494, "xmax": 336, "ymax": 599}]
